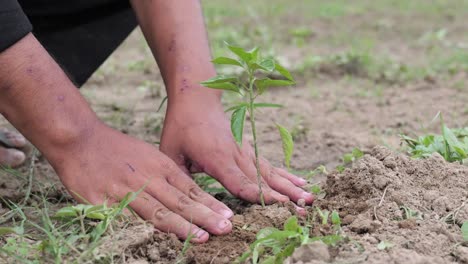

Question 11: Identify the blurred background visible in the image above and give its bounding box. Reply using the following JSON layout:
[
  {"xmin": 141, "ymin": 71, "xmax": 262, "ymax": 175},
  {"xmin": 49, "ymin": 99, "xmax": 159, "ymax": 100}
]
[{"xmin": 78, "ymin": 0, "xmax": 467, "ymax": 170}]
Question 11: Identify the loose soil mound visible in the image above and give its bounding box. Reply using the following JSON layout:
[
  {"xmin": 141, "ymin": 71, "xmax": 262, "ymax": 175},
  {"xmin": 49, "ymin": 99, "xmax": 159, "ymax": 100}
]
[{"xmin": 291, "ymin": 146, "xmax": 468, "ymax": 264}]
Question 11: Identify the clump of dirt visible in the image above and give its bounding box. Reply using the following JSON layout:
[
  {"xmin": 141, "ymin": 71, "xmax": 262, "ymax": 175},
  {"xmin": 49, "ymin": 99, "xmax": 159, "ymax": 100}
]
[{"xmin": 292, "ymin": 146, "xmax": 468, "ymax": 264}]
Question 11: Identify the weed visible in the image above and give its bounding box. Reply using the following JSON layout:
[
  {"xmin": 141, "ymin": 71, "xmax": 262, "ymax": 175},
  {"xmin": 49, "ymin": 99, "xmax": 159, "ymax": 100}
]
[
  {"xmin": 402, "ymin": 115, "xmax": 468, "ymax": 163},
  {"xmin": 336, "ymin": 148, "xmax": 364, "ymax": 172},
  {"xmin": 316, "ymin": 208, "xmax": 330, "ymax": 225},
  {"xmin": 310, "ymin": 185, "xmax": 321, "ymax": 195},
  {"xmin": 201, "ymin": 43, "xmax": 295, "ymax": 205},
  {"xmin": 236, "ymin": 216, "xmax": 342, "ymax": 264},
  {"xmin": 0, "ymin": 190, "xmax": 140, "ymax": 263},
  {"xmin": 400, "ymin": 206, "xmax": 423, "ymax": 220}
]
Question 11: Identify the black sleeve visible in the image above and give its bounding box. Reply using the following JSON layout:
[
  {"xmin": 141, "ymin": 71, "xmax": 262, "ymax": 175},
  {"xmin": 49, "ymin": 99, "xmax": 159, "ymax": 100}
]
[{"xmin": 0, "ymin": 0, "xmax": 33, "ymax": 52}]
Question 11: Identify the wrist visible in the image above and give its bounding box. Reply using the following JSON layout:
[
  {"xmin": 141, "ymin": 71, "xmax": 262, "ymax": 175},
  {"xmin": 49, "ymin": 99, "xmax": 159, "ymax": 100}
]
[{"xmin": 166, "ymin": 69, "xmax": 223, "ymax": 108}]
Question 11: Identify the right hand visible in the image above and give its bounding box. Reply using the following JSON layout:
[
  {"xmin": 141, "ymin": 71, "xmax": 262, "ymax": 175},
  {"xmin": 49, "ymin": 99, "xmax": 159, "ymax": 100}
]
[{"xmin": 48, "ymin": 122, "xmax": 233, "ymax": 243}]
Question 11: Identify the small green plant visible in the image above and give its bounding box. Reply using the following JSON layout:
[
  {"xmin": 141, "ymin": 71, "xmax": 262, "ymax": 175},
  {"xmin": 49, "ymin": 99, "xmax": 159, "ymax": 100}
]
[
  {"xmin": 201, "ymin": 43, "xmax": 295, "ymax": 205},
  {"xmin": 462, "ymin": 221, "xmax": 468, "ymax": 242},
  {"xmin": 336, "ymin": 148, "xmax": 364, "ymax": 172},
  {"xmin": 0, "ymin": 191, "xmax": 139, "ymax": 263},
  {"xmin": 330, "ymin": 211, "xmax": 341, "ymax": 227},
  {"xmin": 402, "ymin": 115, "xmax": 468, "ymax": 163},
  {"xmin": 310, "ymin": 185, "xmax": 321, "ymax": 195},
  {"xmin": 236, "ymin": 216, "xmax": 342, "ymax": 264},
  {"xmin": 316, "ymin": 208, "xmax": 330, "ymax": 225},
  {"xmin": 400, "ymin": 206, "xmax": 423, "ymax": 220}
]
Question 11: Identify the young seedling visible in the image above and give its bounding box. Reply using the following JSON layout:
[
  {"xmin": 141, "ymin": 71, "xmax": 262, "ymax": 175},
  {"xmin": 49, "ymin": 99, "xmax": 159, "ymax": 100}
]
[
  {"xmin": 201, "ymin": 43, "xmax": 295, "ymax": 205},
  {"xmin": 402, "ymin": 114, "xmax": 468, "ymax": 163},
  {"xmin": 336, "ymin": 148, "xmax": 364, "ymax": 172},
  {"xmin": 316, "ymin": 208, "xmax": 330, "ymax": 225},
  {"xmin": 236, "ymin": 216, "xmax": 342, "ymax": 264},
  {"xmin": 400, "ymin": 206, "xmax": 422, "ymax": 220}
]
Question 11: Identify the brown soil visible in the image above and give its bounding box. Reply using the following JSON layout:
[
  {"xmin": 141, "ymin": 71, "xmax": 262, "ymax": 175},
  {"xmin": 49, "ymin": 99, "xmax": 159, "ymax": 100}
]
[{"xmin": 91, "ymin": 147, "xmax": 468, "ymax": 264}]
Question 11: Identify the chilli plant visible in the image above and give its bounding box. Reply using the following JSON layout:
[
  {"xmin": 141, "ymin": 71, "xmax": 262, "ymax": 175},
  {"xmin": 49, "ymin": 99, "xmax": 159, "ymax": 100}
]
[{"xmin": 201, "ymin": 43, "xmax": 295, "ymax": 206}]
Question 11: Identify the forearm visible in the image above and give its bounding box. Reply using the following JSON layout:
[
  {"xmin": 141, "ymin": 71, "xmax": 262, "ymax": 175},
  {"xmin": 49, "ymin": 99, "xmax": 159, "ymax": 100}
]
[
  {"xmin": 130, "ymin": 0, "xmax": 221, "ymax": 106},
  {"xmin": 0, "ymin": 34, "xmax": 100, "ymax": 161}
]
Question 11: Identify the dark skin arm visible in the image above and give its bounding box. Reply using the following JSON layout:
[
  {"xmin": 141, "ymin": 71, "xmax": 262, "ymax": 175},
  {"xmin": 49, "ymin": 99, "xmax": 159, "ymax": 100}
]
[
  {"xmin": 0, "ymin": 35, "xmax": 233, "ymax": 243},
  {"xmin": 0, "ymin": 1, "xmax": 313, "ymax": 243}
]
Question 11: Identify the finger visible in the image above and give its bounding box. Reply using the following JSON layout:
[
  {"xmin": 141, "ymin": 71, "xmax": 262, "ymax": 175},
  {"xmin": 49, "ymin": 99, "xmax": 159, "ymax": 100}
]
[
  {"xmin": 266, "ymin": 169, "xmax": 314, "ymax": 205},
  {"xmin": 209, "ymin": 160, "xmax": 283, "ymax": 204},
  {"xmin": 0, "ymin": 128, "xmax": 27, "ymax": 148},
  {"xmin": 0, "ymin": 147, "xmax": 25, "ymax": 167},
  {"xmin": 166, "ymin": 172, "xmax": 234, "ymax": 219},
  {"xmin": 130, "ymin": 192, "xmax": 209, "ymax": 243},
  {"xmin": 275, "ymin": 168, "xmax": 308, "ymax": 186},
  {"xmin": 237, "ymin": 156, "xmax": 290, "ymax": 203},
  {"xmin": 146, "ymin": 178, "xmax": 232, "ymax": 235}
]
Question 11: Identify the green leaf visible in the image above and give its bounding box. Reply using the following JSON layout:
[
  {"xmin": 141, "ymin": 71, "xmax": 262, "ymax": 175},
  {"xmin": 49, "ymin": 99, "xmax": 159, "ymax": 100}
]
[
  {"xmin": 310, "ymin": 185, "xmax": 321, "ymax": 195},
  {"xmin": 462, "ymin": 221, "xmax": 468, "ymax": 241},
  {"xmin": 257, "ymin": 227, "xmax": 280, "ymax": 240},
  {"xmin": 200, "ymin": 75, "xmax": 237, "ymax": 85},
  {"xmin": 252, "ymin": 58, "xmax": 276, "ymax": 72},
  {"xmin": 331, "ymin": 211, "xmax": 341, "ymax": 226},
  {"xmin": 226, "ymin": 43, "xmax": 252, "ymax": 63},
  {"xmin": 275, "ymin": 62, "xmax": 294, "ymax": 81},
  {"xmin": 55, "ymin": 207, "xmax": 78, "ymax": 218},
  {"xmin": 284, "ymin": 216, "xmax": 299, "ymax": 232},
  {"xmin": 231, "ymin": 106, "xmax": 247, "ymax": 145},
  {"xmin": 0, "ymin": 226, "xmax": 24, "ymax": 236},
  {"xmin": 225, "ymin": 103, "xmax": 248, "ymax": 112},
  {"xmin": 202, "ymin": 82, "xmax": 240, "ymax": 93},
  {"xmin": 255, "ymin": 78, "xmax": 295, "ymax": 94},
  {"xmin": 253, "ymin": 103, "xmax": 283, "ymax": 109},
  {"xmin": 276, "ymin": 124, "xmax": 294, "ymax": 168},
  {"xmin": 212, "ymin": 57, "xmax": 243, "ymax": 67}
]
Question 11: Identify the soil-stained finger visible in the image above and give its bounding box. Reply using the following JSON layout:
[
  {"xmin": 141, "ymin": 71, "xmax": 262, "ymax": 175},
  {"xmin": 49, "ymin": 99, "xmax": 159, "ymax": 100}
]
[
  {"xmin": 266, "ymin": 170, "xmax": 314, "ymax": 205},
  {"xmin": 210, "ymin": 162, "xmax": 287, "ymax": 204},
  {"xmin": 130, "ymin": 192, "xmax": 209, "ymax": 243},
  {"xmin": 166, "ymin": 172, "xmax": 233, "ymax": 218},
  {"xmin": 145, "ymin": 179, "xmax": 232, "ymax": 235}
]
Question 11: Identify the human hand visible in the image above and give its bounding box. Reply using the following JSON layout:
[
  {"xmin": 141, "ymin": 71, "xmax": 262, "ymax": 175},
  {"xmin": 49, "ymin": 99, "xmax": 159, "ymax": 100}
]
[
  {"xmin": 49, "ymin": 122, "xmax": 234, "ymax": 243},
  {"xmin": 160, "ymin": 96, "xmax": 313, "ymax": 211}
]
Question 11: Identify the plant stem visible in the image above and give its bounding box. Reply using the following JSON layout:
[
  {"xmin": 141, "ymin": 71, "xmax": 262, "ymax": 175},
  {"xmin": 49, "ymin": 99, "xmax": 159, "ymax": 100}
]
[{"xmin": 248, "ymin": 75, "xmax": 265, "ymax": 207}]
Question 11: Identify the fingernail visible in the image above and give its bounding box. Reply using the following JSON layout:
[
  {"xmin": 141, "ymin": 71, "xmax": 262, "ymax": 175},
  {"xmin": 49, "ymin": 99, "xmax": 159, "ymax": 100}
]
[
  {"xmin": 297, "ymin": 178, "xmax": 307, "ymax": 185},
  {"xmin": 221, "ymin": 209, "xmax": 234, "ymax": 219},
  {"xmin": 301, "ymin": 192, "xmax": 313, "ymax": 200},
  {"xmin": 218, "ymin": 219, "xmax": 231, "ymax": 230},
  {"xmin": 12, "ymin": 151, "xmax": 26, "ymax": 163},
  {"xmin": 195, "ymin": 229, "xmax": 207, "ymax": 239}
]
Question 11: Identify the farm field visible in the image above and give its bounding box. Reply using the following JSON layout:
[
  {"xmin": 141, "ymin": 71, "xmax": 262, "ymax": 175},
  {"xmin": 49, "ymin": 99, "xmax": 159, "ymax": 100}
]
[{"xmin": 1, "ymin": 0, "xmax": 468, "ymax": 263}]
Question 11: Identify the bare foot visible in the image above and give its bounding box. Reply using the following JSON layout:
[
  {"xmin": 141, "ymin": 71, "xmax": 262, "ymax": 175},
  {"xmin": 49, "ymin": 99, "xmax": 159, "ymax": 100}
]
[{"xmin": 0, "ymin": 128, "xmax": 26, "ymax": 167}]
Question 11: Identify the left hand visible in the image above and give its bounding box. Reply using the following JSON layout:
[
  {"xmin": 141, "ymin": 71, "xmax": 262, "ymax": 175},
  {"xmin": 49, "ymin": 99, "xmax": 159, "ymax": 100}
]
[{"xmin": 160, "ymin": 94, "xmax": 314, "ymax": 210}]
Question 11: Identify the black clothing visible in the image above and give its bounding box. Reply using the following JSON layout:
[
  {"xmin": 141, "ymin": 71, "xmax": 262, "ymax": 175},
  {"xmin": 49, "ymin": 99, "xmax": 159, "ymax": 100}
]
[{"xmin": 0, "ymin": 0, "xmax": 138, "ymax": 86}]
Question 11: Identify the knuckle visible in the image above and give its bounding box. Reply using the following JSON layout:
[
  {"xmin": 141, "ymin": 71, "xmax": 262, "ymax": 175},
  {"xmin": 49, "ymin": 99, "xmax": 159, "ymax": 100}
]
[
  {"xmin": 152, "ymin": 206, "xmax": 172, "ymax": 222},
  {"xmin": 159, "ymin": 159, "xmax": 178, "ymax": 173},
  {"xmin": 177, "ymin": 195, "xmax": 194, "ymax": 211},
  {"xmin": 188, "ymin": 185, "xmax": 205, "ymax": 199}
]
